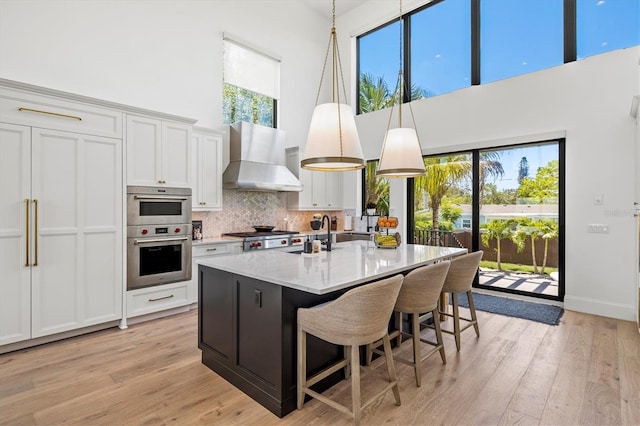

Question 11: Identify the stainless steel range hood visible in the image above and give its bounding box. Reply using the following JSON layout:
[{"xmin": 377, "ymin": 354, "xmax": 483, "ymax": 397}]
[{"xmin": 223, "ymin": 121, "xmax": 303, "ymax": 192}]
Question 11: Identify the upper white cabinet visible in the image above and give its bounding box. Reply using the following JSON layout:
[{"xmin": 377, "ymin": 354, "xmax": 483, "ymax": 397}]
[
  {"xmin": 286, "ymin": 147, "xmax": 343, "ymax": 210},
  {"xmin": 192, "ymin": 127, "xmax": 223, "ymax": 211},
  {"xmin": 126, "ymin": 115, "xmax": 192, "ymax": 188}
]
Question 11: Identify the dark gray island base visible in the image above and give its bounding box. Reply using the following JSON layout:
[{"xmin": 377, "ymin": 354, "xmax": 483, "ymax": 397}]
[
  {"xmin": 198, "ymin": 266, "xmax": 355, "ymax": 417},
  {"xmin": 197, "ymin": 242, "xmax": 467, "ymax": 417}
]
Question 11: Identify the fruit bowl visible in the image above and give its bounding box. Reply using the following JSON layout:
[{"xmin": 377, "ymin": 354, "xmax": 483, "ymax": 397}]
[
  {"xmin": 374, "ymin": 232, "xmax": 401, "ymax": 248},
  {"xmin": 377, "ymin": 216, "xmax": 398, "ymax": 229}
]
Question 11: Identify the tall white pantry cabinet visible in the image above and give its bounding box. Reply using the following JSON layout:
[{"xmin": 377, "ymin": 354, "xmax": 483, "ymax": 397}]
[{"xmin": 0, "ymin": 81, "xmax": 124, "ymax": 347}]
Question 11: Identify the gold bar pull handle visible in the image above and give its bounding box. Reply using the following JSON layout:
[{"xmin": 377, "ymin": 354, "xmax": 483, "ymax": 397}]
[
  {"xmin": 24, "ymin": 199, "xmax": 30, "ymax": 267},
  {"xmin": 33, "ymin": 199, "xmax": 38, "ymax": 266},
  {"xmin": 18, "ymin": 107, "xmax": 82, "ymax": 121}
]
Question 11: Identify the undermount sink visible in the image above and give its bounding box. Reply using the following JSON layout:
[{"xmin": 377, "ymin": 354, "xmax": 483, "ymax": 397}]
[{"xmin": 286, "ymin": 247, "xmax": 341, "ymax": 254}]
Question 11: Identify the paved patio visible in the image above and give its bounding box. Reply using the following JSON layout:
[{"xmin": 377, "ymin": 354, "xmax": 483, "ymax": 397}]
[{"xmin": 478, "ymin": 269, "xmax": 559, "ymax": 297}]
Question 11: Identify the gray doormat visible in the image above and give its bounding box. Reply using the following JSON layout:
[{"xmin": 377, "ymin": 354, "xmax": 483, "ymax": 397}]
[{"xmin": 454, "ymin": 292, "xmax": 564, "ymax": 325}]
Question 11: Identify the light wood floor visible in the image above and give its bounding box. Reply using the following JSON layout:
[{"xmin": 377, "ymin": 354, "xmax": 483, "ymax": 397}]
[{"xmin": 1, "ymin": 306, "xmax": 639, "ymax": 425}]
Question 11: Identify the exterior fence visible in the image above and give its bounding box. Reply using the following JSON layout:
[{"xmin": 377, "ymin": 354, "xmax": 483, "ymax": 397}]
[{"xmin": 414, "ymin": 229, "xmax": 559, "ymax": 269}]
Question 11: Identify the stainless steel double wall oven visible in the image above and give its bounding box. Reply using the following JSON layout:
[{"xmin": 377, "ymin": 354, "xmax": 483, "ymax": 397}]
[{"xmin": 127, "ymin": 186, "xmax": 192, "ymax": 290}]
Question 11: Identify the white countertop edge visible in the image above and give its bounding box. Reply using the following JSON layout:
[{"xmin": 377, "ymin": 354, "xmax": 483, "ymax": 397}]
[{"xmin": 197, "ymin": 242, "xmax": 468, "ymax": 295}]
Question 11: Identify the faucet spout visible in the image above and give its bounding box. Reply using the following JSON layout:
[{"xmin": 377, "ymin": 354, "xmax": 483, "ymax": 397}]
[{"xmin": 321, "ymin": 214, "xmax": 332, "ymax": 251}]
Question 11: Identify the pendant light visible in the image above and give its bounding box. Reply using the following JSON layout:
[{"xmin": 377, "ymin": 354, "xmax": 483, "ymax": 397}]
[
  {"xmin": 301, "ymin": 0, "xmax": 365, "ymax": 172},
  {"xmin": 376, "ymin": 0, "xmax": 426, "ymax": 178}
]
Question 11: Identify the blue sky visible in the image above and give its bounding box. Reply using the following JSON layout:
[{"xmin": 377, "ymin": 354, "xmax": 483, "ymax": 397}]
[
  {"xmin": 359, "ymin": 0, "xmax": 640, "ymax": 97},
  {"xmin": 487, "ymin": 143, "xmax": 558, "ymax": 191}
]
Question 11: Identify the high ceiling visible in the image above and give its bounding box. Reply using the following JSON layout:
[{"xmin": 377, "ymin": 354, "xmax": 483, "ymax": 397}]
[{"xmin": 299, "ymin": 0, "xmax": 366, "ymax": 18}]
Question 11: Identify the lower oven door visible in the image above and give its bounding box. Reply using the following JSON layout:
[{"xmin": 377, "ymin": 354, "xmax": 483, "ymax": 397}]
[{"xmin": 127, "ymin": 235, "xmax": 192, "ymax": 290}]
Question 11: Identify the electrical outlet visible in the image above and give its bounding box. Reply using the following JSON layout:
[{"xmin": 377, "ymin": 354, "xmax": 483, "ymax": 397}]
[
  {"xmin": 587, "ymin": 224, "xmax": 609, "ymax": 234},
  {"xmin": 593, "ymin": 194, "xmax": 604, "ymax": 205}
]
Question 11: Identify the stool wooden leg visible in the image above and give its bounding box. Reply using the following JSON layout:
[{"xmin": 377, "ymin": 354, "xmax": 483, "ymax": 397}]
[
  {"xmin": 382, "ymin": 334, "xmax": 401, "ymax": 406},
  {"xmin": 350, "ymin": 344, "xmax": 362, "ymax": 425},
  {"xmin": 411, "ymin": 313, "xmax": 421, "ymax": 387},
  {"xmin": 452, "ymin": 292, "xmax": 461, "ymax": 351},
  {"xmin": 467, "ymin": 290, "xmax": 480, "ymax": 337},
  {"xmin": 432, "ymin": 307, "xmax": 446, "ymax": 364},
  {"xmin": 297, "ymin": 328, "xmax": 306, "ymax": 409},
  {"xmin": 395, "ymin": 311, "xmax": 402, "ymax": 347},
  {"xmin": 345, "ymin": 345, "xmax": 352, "ymax": 379}
]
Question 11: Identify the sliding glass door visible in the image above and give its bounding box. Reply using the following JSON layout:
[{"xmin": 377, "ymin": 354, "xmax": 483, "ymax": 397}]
[{"xmin": 409, "ymin": 139, "xmax": 564, "ymax": 302}]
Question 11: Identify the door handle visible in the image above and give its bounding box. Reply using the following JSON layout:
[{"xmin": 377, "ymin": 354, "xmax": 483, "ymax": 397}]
[
  {"xmin": 33, "ymin": 199, "xmax": 38, "ymax": 266},
  {"xmin": 24, "ymin": 199, "xmax": 29, "ymax": 267}
]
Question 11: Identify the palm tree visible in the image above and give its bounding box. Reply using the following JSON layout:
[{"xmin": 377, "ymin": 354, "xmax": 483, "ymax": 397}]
[
  {"xmin": 359, "ymin": 73, "xmax": 394, "ymax": 113},
  {"xmin": 365, "ymin": 161, "xmax": 389, "ymax": 215},
  {"xmin": 515, "ymin": 218, "xmax": 541, "ymax": 274},
  {"xmin": 539, "ymin": 219, "xmax": 559, "ymax": 274},
  {"xmin": 478, "ymin": 151, "xmax": 504, "ymax": 208},
  {"xmin": 415, "ymin": 155, "xmax": 471, "ymax": 232},
  {"xmin": 480, "ymin": 219, "xmax": 513, "ymax": 271}
]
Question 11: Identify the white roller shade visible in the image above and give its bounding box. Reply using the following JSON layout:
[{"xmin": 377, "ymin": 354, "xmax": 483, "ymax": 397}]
[{"xmin": 223, "ymin": 37, "xmax": 280, "ymax": 100}]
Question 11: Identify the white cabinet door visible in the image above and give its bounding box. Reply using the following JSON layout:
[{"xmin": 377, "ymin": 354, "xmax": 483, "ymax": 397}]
[
  {"xmin": 126, "ymin": 115, "xmax": 162, "ymax": 187},
  {"xmin": 190, "ymin": 241, "xmax": 242, "ymax": 303},
  {"xmin": 126, "ymin": 115, "xmax": 191, "ymax": 188},
  {"xmin": 325, "ymin": 172, "xmax": 343, "ymax": 210},
  {"xmin": 31, "ymin": 128, "xmax": 123, "ymax": 338},
  {"xmin": 162, "ymin": 121, "xmax": 191, "ymax": 188},
  {"xmin": 0, "ymin": 124, "xmax": 31, "ymax": 345},
  {"xmin": 192, "ymin": 129, "xmax": 222, "ymax": 211}
]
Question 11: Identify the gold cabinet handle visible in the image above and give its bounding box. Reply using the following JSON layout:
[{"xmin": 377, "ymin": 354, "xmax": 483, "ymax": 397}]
[
  {"xmin": 149, "ymin": 294, "xmax": 174, "ymax": 302},
  {"xmin": 18, "ymin": 107, "xmax": 82, "ymax": 121},
  {"xmin": 24, "ymin": 199, "xmax": 30, "ymax": 267},
  {"xmin": 33, "ymin": 199, "xmax": 38, "ymax": 266}
]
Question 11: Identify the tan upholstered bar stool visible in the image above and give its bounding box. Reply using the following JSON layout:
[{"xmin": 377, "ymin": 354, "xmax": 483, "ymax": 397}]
[
  {"xmin": 438, "ymin": 251, "xmax": 483, "ymax": 351},
  {"xmin": 297, "ymin": 274, "xmax": 404, "ymax": 425},
  {"xmin": 367, "ymin": 261, "xmax": 451, "ymax": 387}
]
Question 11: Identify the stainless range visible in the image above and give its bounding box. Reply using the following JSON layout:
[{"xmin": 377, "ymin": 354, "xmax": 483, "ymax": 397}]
[{"xmin": 223, "ymin": 230, "xmax": 305, "ymax": 251}]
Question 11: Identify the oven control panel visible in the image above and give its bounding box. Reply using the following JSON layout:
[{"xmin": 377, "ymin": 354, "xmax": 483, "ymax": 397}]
[{"xmin": 127, "ymin": 224, "xmax": 191, "ymax": 238}]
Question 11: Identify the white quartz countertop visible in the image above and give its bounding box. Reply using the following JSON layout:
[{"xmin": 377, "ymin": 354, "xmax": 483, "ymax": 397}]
[{"xmin": 197, "ymin": 241, "xmax": 467, "ymax": 295}]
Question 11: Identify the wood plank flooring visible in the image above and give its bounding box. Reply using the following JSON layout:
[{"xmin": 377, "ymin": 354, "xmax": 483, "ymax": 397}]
[{"xmin": 1, "ymin": 306, "xmax": 639, "ymax": 425}]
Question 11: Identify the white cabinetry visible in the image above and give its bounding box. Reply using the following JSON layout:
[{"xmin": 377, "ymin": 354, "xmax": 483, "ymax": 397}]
[
  {"xmin": 286, "ymin": 147, "xmax": 343, "ymax": 210},
  {"xmin": 126, "ymin": 281, "xmax": 191, "ymax": 318},
  {"xmin": 192, "ymin": 127, "xmax": 222, "ymax": 211},
  {"xmin": 0, "ymin": 85, "xmax": 123, "ymax": 347},
  {"xmin": 126, "ymin": 114, "xmax": 193, "ymax": 188},
  {"xmin": 190, "ymin": 241, "xmax": 242, "ymax": 303}
]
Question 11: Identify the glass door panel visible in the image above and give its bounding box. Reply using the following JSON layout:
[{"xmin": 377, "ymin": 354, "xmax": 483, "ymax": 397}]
[{"xmin": 478, "ymin": 142, "xmax": 560, "ymax": 298}]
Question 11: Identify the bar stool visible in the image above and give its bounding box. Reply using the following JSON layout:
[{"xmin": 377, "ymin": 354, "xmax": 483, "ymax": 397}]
[
  {"xmin": 367, "ymin": 261, "xmax": 451, "ymax": 387},
  {"xmin": 438, "ymin": 251, "xmax": 483, "ymax": 351},
  {"xmin": 297, "ymin": 274, "xmax": 403, "ymax": 425}
]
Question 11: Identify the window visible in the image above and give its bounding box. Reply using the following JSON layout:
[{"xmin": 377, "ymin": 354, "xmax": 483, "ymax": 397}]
[
  {"xmin": 223, "ymin": 37, "xmax": 280, "ymax": 127},
  {"xmin": 576, "ymin": 0, "xmax": 640, "ymax": 60},
  {"xmin": 357, "ymin": 21, "xmax": 401, "ymax": 114},
  {"xmin": 480, "ymin": 0, "xmax": 563, "ymax": 84},
  {"xmin": 462, "ymin": 219, "xmax": 471, "ymax": 229},
  {"xmin": 363, "ymin": 160, "xmax": 390, "ymax": 216},
  {"xmin": 410, "ymin": 0, "xmax": 471, "ymax": 97}
]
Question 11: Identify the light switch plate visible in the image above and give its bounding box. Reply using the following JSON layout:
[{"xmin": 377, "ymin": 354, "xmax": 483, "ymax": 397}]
[{"xmin": 587, "ymin": 224, "xmax": 609, "ymax": 233}]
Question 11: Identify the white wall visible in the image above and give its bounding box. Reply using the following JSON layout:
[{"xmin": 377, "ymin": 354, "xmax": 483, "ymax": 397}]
[
  {"xmin": 0, "ymin": 0, "xmax": 329, "ymax": 150},
  {"xmin": 340, "ymin": 2, "xmax": 640, "ymax": 321}
]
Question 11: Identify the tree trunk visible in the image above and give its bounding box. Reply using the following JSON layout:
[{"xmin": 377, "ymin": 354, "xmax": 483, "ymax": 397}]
[
  {"xmin": 530, "ymin": 236, "xmax": 539, "ymax": 274},
  {"xmin": 496, "ymin": 237, "xmax": 502, "ymax": 271},
  {"xmin": 541, "ymin": 239, "xmax": 549, "ymax": 274}
]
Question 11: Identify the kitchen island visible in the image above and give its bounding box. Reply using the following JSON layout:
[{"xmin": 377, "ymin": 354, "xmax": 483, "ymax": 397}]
[{"xmin": 197, "ymin": 241, "xmax": 466, "ymax": 417}]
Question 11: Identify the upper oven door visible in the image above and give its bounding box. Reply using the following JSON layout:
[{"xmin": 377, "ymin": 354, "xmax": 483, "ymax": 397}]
[{"xmin": 127, "ymin": 186, "xmax": 191, "ymax": 225}]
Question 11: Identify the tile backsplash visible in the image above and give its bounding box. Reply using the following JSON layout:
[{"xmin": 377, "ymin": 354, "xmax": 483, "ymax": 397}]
[{"xmin": 192, "ymin": 190, "xmax": 348, "ymax": 237}]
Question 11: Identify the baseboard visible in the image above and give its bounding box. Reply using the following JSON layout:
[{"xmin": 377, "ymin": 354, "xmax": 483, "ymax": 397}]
[
  {"xmin": 0, "ymin": 320, "xmax": 121, "ymax": 355},
  {"xmin": 564, "ymin": 294, "xmax": 636, "ymax": 322},
  {"xmin": 125, "ymin": 305, "xmax": 191, "ymax": 325}
]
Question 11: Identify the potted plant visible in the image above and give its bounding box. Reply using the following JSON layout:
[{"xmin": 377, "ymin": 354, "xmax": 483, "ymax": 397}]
[{"xmin": 366, "ymin": 200, "xmax": 377, "ymax": 215}]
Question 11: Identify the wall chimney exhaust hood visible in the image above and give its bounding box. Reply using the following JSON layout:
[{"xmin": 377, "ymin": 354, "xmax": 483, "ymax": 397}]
[{"xmin": 222, "ymin": 122, "xmax": 303, "ymax": 192}]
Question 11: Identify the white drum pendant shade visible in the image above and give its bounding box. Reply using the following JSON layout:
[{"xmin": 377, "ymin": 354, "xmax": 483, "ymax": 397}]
[
  {"xmin": 377, "ymin": 127, "xmax": 426, "ymax": 177},
  {"xmin": 301, "ymin": 103, "xmax": 365, "ymax": 171}
]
